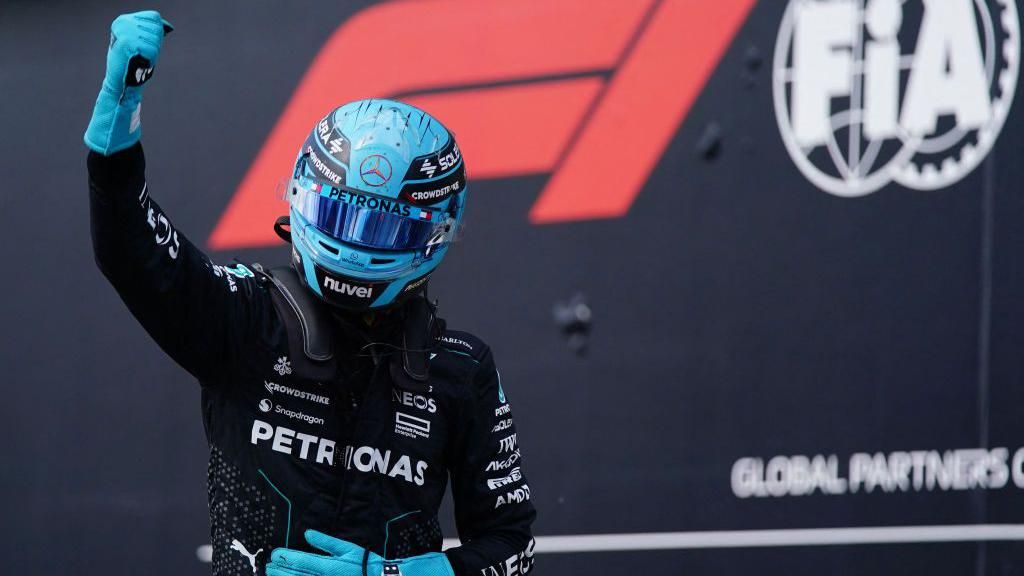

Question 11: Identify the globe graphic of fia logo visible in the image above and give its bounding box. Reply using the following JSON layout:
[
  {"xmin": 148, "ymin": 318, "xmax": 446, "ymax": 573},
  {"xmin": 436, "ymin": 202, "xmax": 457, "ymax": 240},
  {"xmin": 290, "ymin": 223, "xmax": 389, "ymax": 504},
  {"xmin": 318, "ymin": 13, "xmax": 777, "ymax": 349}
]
[{"xmin": 773, "ymin": 0, "xmax": 1020, "ymax": 197}]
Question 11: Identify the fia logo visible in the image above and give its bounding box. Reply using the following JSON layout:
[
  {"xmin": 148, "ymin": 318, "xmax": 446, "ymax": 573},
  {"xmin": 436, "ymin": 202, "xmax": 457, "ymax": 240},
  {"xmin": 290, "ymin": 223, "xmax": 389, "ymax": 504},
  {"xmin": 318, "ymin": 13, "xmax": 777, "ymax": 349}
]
[{"xmin": 773, "ymin": 0, "xmax": 1019, "ymax": 197}]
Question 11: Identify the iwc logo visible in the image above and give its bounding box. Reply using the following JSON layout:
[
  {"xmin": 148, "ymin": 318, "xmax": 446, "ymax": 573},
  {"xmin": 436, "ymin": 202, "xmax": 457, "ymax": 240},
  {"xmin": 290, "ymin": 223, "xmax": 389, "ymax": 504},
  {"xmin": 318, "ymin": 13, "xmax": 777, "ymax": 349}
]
[{"xmin": 773, "ymin": 0, "xmax": 1019, "ymax": 197}]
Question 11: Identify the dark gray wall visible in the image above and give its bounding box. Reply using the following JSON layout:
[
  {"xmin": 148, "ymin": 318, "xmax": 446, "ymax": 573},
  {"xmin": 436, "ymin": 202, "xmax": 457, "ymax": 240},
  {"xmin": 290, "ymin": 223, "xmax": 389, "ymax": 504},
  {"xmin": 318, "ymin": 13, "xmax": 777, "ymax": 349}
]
[{"xmin": 1, "ymin": 1, "xmax": 1022, "ymax": 574}]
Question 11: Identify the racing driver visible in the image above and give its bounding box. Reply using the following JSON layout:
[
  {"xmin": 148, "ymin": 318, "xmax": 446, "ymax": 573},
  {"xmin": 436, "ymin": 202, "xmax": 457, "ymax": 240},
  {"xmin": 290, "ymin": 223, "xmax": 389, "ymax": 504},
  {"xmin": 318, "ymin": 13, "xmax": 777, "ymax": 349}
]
[{"xmin": 84, "ymin": 11, "xmax": 536, "ymax": 576}]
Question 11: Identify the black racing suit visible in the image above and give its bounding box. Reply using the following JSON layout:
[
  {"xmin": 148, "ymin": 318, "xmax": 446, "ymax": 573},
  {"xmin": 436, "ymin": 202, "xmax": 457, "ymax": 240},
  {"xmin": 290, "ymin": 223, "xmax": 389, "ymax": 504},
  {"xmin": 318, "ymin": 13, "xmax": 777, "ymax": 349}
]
[{"xmin": 88, "ymin": 144, "xmax": 536, "ymax": 576}]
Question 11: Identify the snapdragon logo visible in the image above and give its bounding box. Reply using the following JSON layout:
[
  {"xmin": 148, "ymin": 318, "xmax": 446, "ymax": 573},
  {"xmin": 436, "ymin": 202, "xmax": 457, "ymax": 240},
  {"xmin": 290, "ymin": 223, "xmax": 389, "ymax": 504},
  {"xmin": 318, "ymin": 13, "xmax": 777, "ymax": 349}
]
[
  {"xmin": 274, "ymin": 405, "xmax": 325, "ymax": 427},
  {"xmin": 773, "ymin": 0, "xmax": 1019, "ymax": 197}
]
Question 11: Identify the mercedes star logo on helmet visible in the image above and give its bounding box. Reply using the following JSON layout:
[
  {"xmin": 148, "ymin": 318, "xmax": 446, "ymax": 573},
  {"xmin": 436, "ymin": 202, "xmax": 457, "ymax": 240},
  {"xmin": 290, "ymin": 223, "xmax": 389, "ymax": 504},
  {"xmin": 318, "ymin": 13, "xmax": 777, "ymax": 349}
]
[{"xmin": 359, "ymin": 154, "xmax": 393, "ymax": 187}]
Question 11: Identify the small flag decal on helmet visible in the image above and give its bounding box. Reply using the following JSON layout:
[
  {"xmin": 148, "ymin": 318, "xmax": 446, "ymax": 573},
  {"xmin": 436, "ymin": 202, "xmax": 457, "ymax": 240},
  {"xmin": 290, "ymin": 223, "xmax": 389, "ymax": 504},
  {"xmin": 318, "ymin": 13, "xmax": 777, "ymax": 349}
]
[{"xmin": 419, "ymin": 210, "xmax": 432, "ymax": 220}]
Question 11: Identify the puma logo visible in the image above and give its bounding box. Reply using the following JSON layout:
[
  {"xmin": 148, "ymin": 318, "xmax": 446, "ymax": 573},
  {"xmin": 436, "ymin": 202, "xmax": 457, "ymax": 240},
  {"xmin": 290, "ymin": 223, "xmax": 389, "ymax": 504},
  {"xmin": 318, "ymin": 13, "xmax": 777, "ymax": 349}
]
[{"xmin": 230, "ymin": 539, "xmax": 263, "ymax": 574}]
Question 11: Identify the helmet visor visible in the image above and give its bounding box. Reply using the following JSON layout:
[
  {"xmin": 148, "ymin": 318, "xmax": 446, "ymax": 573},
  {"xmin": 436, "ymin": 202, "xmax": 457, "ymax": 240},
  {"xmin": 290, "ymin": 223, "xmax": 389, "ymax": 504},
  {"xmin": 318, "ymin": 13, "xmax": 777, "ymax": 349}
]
[{"xmin": 290, "ymin": 173, "xmax": 445, "ymax": 252}]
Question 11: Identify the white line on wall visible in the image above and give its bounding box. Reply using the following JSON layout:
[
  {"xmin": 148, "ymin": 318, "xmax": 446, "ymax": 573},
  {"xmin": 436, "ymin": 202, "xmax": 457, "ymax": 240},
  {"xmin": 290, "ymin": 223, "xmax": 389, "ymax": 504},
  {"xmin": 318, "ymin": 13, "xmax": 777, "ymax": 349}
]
[{"xmin": 198, "ymin": 524, "xmax": 1024, "ymax": 562}]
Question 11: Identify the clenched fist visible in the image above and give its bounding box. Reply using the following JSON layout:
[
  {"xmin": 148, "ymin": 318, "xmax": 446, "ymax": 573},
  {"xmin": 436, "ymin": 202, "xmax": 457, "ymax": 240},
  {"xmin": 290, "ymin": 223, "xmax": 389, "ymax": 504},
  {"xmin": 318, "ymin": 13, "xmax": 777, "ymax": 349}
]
[{"xmin": 84, "ymin": 11, "xmax": 173, "ymax": 155}]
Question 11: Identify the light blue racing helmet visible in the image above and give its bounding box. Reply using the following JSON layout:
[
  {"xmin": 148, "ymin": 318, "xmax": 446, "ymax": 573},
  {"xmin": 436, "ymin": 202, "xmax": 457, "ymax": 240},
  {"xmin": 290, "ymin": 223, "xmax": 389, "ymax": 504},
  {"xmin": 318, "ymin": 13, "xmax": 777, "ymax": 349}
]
[{"xmin": 284, "ymin": 99, "xmax": 466, "ymax": 309}]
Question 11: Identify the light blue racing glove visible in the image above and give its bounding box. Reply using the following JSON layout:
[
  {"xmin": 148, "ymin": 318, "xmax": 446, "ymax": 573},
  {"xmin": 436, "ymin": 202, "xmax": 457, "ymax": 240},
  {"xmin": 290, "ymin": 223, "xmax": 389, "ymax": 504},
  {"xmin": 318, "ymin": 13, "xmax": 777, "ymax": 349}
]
[
  {"xmin": 267, "ymin": 530, "xmax": 454, "ymax": 576},
  {"xmin": 84, "ymin": 10, "xmax": 173, "ymax": 155}
]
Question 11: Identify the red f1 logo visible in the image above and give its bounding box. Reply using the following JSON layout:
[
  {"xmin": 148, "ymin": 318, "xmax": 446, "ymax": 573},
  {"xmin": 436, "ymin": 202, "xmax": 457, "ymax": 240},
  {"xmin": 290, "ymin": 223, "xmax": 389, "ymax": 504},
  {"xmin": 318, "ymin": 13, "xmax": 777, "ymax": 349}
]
[{"xmin": 209, "ymin": 0, "xmax": 756, "ymax": 249}]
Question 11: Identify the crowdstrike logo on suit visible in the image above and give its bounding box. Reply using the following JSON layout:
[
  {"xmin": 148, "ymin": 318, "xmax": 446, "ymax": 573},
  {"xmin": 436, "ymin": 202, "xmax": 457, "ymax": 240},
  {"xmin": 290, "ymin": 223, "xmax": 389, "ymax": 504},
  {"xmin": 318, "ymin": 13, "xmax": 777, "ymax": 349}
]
[{"xmin": 264, "ymin": 381, "xmax": 330, "ymax": 405}]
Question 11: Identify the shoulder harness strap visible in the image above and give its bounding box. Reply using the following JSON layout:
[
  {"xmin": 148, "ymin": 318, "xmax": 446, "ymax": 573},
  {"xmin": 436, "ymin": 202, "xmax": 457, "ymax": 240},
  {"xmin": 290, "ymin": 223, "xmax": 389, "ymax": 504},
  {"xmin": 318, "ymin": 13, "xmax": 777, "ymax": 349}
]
[{"xmin": 261, "ymin": 266, "xmax": 338, "ymax": 379}]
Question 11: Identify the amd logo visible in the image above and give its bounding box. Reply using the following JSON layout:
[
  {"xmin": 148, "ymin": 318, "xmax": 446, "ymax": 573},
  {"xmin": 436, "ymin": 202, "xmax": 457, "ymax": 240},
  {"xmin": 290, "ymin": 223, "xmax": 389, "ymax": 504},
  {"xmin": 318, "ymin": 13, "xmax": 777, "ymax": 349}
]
[{"xmin": 323, "ymin": 276, "xmax": 373, "ymax": 298}]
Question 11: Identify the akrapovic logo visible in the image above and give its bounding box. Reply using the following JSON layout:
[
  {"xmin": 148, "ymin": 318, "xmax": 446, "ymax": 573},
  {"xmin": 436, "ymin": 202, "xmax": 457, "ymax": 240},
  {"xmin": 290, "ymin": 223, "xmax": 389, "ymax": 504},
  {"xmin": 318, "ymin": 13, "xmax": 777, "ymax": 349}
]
[
  {"xmin": 773, "ymin": 0, "xmax": 1020, "ymax": 197},
  {"xmin": 486, "ymin": 450, "xmax": 521, "ymax": 473}
]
